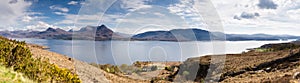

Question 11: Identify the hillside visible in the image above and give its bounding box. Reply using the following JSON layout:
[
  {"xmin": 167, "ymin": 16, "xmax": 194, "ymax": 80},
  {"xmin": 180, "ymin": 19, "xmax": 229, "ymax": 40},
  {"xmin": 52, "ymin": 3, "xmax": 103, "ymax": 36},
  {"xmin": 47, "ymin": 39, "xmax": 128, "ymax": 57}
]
[
  {"xmin": 172, "ymin": 41, "xmax": 300, "ymax": 82},
  {"xmin": 0, "ymin": 36, "xmax": 81, "ymax": 82},
  {"xmin": 72, "ymin": 25, "xmax": 125, "ymax": 40},
  {"xmin": 0, "ymin": 25, "xmax": 128, "ymax": 41},
  {"xmin": 132, "ymin": 29, "xmax": 220, "ymax": 41},
  {"xmin": 0, "ymin": 36, "xmax": 153, "ymax": 83},
  {"xmin": 132, "ymin": 29, "xmax": 299, "ymax": 41},
  {"xmin": 0, "ymin": 65, "xmax": 34, "ymax": 83}
]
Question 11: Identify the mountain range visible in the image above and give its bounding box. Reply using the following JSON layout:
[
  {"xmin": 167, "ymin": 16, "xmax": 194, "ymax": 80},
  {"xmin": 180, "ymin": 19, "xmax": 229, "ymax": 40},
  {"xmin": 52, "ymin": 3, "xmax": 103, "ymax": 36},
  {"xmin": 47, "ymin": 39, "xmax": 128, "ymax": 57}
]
[{"xmin": 0, "ymin": 25, "xmax": 299, "ymax": 41}]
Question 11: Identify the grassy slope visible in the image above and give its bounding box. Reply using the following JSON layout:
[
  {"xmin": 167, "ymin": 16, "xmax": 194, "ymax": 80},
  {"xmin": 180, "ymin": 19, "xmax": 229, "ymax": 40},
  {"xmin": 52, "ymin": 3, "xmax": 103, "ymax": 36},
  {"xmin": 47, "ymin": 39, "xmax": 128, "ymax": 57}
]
[
  {"xmin": 0, "ymin": 36, "xmax": 81, "ymax": 82},
  {"xmin": 0, "ymin": 65, "xmax": 34, "ymax": 83}
]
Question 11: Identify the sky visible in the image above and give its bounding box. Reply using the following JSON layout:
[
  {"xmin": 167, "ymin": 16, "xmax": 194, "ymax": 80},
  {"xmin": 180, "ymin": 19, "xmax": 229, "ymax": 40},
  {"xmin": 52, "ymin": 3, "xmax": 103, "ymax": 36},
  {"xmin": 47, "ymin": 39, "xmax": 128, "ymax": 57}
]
[{"xmin": 0, "ymin": 0, "xmax": 300, "ymax": 35}]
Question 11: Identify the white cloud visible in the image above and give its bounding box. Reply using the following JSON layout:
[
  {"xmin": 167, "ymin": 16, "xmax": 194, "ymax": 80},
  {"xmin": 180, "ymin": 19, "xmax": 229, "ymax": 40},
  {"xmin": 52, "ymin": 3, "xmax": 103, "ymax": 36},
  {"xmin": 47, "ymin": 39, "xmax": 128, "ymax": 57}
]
[
  {"xmin": 54, "ymin": 12, "xmax": 67, "ymax": 15},
  {"xmin": 78, "ymin": 0, "xmax": 116, "ymax": 14},
  {"xmin": 287, "ymin": 9, "xmax": 300, "ymax": 19},
  {"xmin": 56, "ymin": 0, "xmax": 158, "ymax": 32},
  {"xmin": 52, "ymin": 0, "xmax": 300, "ymax": 36},
  {"xmin": 57, "ymin": 0, "xmax": 204, "ymax": 34},
  {"xmin": 25, "ymin": 21, "xmax": 58, "ymax": 31},
  {"xmin": 25, "ymin": 21, "xmax": 74, "ymax": 31},
  {"xmin": 22, "ymin": 15, "xmax": 33, "ymax": 22},
  {"xmin": 57, "ymin": 13, "xmax": 124, "ymax": 29},
  {"xmin": 27, "ymin": 12, "xmax": 43, "ymax": 15},
  {"xmin": 21, "ymin": 13, "xmax": 47, "ymax": 23},
  {"xmin": 210, "ymin": 0, "xmax": 300, "ymax": 35},
  {"xmin": 164, "ymin": 0, "xmax": 300, "ymax": 35},
  {"xmin": 105, "ymin": 7, "xmax": 190, "ymax": 34},
  {"xmin": 49, "ymin": 5, "xmax": 69, "ymax": 12},
  {"xmin": 167, "ymin": 0, "xmax": 209, "ymax": 30},
  {"xmin": 56, "ymin": 0, "xmax": 120, "ymax": 29},
  {"xmin": 153, "ymin": 12, "xmax": 165, "ymax": 17},
  {"xmin": 57, "ymin": 14, "xmax": 99, "ymax": 26},
  {"xmin": 0, "ymin": 0, "xmax": 31, "ymax": 28},
  {"xmin": 68, "ymin": 1, "xmax": 78, "ymax": 5},
  {"xmin": 121, "ymin": 0, "xmax": 152, "ymax": 11}
]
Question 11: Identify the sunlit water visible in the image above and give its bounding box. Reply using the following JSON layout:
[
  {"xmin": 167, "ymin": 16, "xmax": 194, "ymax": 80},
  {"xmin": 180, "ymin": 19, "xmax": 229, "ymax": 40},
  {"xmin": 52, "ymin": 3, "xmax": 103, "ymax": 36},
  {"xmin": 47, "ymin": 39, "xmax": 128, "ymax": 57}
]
[{"xmin": 12, "ymin": 38, "xmax": 295, "ymax": 65}]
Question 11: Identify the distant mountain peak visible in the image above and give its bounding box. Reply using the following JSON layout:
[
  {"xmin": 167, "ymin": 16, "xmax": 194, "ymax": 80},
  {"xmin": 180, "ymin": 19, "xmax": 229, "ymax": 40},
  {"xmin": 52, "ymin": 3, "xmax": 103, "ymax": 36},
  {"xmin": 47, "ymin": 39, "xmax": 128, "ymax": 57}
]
[
  {"xmin": 45, "ymin": 27, "xmax": 56, "ymax": 32},
  {"xmin": 99, "ymin": 24, "xmax": 106, "ymax": 27},
  {"xmin": 78, "ymin": 24, "xmax": 111, "ymax": 32},
  {"xmin": 68, "ymin": 29, "xmax": 73, "ymax": 32},
  {"xmin": 44, "ymin": 27, "xmax": 66, "ymax": 33},
  {"xmin": 96, "ymin": 25, "xmax": 111, "ymax": 31},
  {"xmin": 1, "ymin": 25, "xmax": 298, "ymax": 41}
]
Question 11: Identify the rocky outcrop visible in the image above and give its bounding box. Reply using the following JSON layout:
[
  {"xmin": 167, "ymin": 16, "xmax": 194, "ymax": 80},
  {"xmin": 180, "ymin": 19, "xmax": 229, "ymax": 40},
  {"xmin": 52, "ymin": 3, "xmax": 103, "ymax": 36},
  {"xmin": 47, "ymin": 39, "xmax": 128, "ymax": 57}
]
[{"xmin": 172, "ymin": 42, "xmax": 300, "ymax": 82}]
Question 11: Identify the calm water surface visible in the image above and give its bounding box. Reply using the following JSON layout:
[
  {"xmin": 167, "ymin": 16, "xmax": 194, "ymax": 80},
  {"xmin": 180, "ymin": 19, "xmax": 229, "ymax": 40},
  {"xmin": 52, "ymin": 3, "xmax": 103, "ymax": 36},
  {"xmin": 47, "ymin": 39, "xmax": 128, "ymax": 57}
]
[{"xmin": 12, "ymin": 38, "xmax": 294, "ymax": 65}]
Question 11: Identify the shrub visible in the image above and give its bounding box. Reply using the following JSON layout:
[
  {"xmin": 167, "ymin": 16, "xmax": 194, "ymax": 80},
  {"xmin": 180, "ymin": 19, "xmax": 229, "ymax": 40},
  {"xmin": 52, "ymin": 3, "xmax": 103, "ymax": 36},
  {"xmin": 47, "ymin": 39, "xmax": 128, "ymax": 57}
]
[
  {"xmin": 91, "ymin": 64, "xmax": 121, "ymax": 74},
  {"xmin": 0, "ymin": 37, "xmax": 81, "ymax": 82},
  {"xmin": 133, "ymin": 61, "xmax": 142, "ymax": 68},
  {"xmin": 119, "ymin": 64, "xmax": 128, "ymax": 70},
  {"xmin": 165, "ymin": 66, "xmax": 176, "ymax": 71},
  {"xmin": 151, "ymin": 66, "xmax": 158, "ymax": 71},
  {"xmin": 0, "ymin": 65, "xmax": 34, "ymax": 83}
]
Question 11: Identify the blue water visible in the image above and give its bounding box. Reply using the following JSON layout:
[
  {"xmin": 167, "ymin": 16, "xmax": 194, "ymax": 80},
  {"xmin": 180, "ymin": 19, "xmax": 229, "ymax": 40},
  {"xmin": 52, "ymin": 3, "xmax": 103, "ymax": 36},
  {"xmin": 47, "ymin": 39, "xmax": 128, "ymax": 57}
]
[{"xmin": 12, "ymin": 38, "xmax": 293, "ymax": 65}]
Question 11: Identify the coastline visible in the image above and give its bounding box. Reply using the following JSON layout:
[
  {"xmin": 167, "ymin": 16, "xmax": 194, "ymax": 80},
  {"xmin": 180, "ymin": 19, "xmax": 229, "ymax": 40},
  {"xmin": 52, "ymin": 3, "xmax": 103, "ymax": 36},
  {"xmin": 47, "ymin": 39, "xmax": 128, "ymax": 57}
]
[
  {"xmin": 26, "ymin": 44, "xmax": 150, "ymax": 83},
  {"xmin": 25, "ymin": 41, "xmax": 300, "ymax": 83}
]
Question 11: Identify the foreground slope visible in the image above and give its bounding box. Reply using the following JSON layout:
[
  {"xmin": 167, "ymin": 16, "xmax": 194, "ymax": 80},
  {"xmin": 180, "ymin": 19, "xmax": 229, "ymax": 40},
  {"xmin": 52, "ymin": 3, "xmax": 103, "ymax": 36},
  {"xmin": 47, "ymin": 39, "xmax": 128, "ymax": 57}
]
[
  {"xmin": 174, "ymin": 41, "xmax": 300, "ymax": 83},
  {"xmin": 0, "ymin": 36, "xmax": 80, "ymax": 82},
  {"xmin": 0, "ymin": 65, "xmax": 34, "ymax": 83},
  {"xmin": 27, "ymin": 41, "xmax": 149, "ymax": 83}
]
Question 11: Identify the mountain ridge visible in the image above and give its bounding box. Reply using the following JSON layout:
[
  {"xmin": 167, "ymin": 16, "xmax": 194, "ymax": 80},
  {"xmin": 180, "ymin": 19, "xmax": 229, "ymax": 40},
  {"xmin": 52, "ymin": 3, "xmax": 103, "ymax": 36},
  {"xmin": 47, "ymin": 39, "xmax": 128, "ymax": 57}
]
[{"xmin": 0, "ymin": 24, "xmax": 299, "ymax": 41}]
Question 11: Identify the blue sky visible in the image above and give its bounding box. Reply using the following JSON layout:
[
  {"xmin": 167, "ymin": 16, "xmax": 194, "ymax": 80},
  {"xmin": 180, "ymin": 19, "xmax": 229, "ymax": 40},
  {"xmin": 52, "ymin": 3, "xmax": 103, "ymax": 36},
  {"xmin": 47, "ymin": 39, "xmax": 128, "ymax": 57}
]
[
  {"xmin": 28, "ymin": 0, "xmax": 83, "ymax": 24},
  {"xmin": 1, "ymin": 0, "xmax": 300, "ymax": 35}
]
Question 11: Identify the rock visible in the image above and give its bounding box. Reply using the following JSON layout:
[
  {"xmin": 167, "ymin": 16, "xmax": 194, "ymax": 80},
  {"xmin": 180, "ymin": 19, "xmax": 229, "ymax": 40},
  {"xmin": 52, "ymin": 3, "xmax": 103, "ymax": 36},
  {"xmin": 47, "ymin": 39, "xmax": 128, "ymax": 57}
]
[
  {"xmin": 293, "ymin": 72, "xmax": 300, "ymax": 79},
  {"xmin": 68, "ymin": 58, "xmax": 72, "ymax": 61},
  {"xmin": 249, "ymin": 71, "xmax": 256, "ymax": 74},
  {"xmin": 248, "ymin": 70, "xmax": 264, "ymax": 74},
  {"xmin": 256, "ymin": 70, "xmax": 264, "ymax": 73},
  {"xmin": 265, "ymin": 67, "xmax": 271, "ymax": 72}
]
